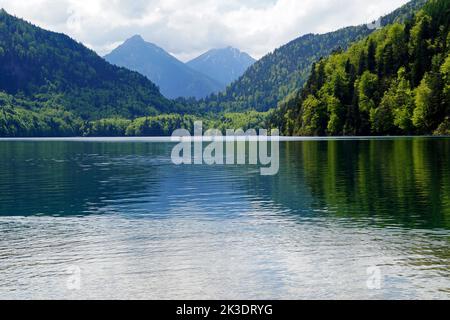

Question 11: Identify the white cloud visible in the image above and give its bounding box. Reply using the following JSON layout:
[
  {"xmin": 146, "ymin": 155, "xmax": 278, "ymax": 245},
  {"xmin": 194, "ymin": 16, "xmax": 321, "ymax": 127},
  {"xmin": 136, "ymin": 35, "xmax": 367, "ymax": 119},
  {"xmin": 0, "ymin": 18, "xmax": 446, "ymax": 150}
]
[{"xmin": 0, "ymin": 0, "xmax": 410, "ymax": 61}]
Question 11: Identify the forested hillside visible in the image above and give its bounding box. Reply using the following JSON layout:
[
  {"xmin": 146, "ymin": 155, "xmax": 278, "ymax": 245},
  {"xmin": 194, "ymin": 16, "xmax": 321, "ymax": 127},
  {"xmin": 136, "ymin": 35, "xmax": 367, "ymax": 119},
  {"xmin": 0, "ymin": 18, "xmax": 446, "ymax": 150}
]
[
  {"xmin": 0, "ymin": 9, "xmax": 179, "ymax": 121},
  {"xmin": 271, "ymin": 0, "xmax": 450, "ymax": 136},
  {"xmin": 0, "ymin": 89, "xmax": 268, "ymax": 137},
  {"xmin": 198, "ymin": 0, "xmax": 428, "ymax": 113}
]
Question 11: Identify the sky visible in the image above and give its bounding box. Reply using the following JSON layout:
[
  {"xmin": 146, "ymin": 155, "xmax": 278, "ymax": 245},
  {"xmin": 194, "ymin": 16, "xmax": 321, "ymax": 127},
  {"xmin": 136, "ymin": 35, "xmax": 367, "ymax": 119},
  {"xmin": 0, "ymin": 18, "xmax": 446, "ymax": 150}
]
[{"xmin": 0, "ymin": 0, "xmax": 411, "ymax": 61}]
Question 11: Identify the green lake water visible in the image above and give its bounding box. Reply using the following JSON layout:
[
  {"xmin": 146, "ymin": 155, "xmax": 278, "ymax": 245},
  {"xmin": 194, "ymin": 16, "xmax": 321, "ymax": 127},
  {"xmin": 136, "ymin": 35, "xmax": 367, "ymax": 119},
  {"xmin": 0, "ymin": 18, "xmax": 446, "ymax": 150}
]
[{"xmin": 0, "ymin": 138, "xmax": 449, "ymax": 299}]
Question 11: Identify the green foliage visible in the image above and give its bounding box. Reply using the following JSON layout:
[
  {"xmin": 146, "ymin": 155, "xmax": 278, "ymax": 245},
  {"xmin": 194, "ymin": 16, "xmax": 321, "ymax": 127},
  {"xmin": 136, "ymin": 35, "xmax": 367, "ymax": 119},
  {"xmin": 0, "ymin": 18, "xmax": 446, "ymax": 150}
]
[
  {"xmin": 124, "ymin": 112, "xmax": 270, "ymax": 136},
  {"xmin": 434, "ymin": 117, "xmax": 450, "ymax": 135},
  {"xmin": 413, "ymin": 73, "xmax": 435, "ymax": 130},
  {"xmin": 0, "ymin": 90, "xmax": 270, "ymax": 137},
  {"xmin": 357, "ymin": 71, "xmax": 379, "ymax": 112},
  {"xmin": 125, "ymin": 114, "xmax": 197, "ymax": 136},
  {"xmin": 87, "ymin": 118, "xmax": 132, "ymax": 137},
  {"xmin": 277, "ymin": 0, "xmax": 450, "ymax": 136},
  {"xmin": 393, "ymin": 69, "xmax": 416, "ymax": 132},
  {"xmin": 370, "ymin": 103, "xmax": 395, "ymax": 134},
  {"xmin": 299, "ymin": 95, "xmax": 327, "ymax": 136},
  {"xmin": 409, "ymin": 11, "xmax": 433, "ymax": 86},
  {"xmin": 441, "ymin": 54, "xmax": 450, "ymax": 116},
  {"xmin": 0, "ymin": 93, "xmax": 82, "ymax": 137}
]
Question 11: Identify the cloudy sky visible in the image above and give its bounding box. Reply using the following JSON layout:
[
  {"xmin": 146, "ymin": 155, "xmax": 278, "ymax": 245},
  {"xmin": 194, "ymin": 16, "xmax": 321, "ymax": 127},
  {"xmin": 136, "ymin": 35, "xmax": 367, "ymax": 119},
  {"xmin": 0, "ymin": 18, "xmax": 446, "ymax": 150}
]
[{"xmin": 0, "ymin": 0, "xmax": 410, "ymax": 61}]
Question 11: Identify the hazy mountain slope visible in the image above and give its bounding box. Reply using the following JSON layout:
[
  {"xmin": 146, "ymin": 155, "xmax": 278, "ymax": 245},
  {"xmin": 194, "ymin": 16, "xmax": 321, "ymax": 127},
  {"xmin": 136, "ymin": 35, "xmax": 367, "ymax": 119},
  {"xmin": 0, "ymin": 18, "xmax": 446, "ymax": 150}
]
[
  {"xmin": 187, "ymin": 47, "xmax": 256, "ymax": 87},
  {"xmin": 199, "ymin": 0, "xmax": 428, "ymax": 113},
  {"xmin": 104, "ymin": 35, "xmax": 223, "ymax": 99},
  {"xmin": 0, "ymin": 10, "xmax": 174, "ymax": 119}
]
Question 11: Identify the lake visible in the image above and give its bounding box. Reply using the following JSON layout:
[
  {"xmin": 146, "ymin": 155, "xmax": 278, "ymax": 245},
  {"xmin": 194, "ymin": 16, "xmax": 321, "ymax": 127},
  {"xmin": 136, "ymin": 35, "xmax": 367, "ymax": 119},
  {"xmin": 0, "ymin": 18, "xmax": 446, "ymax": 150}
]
[{"xmin": 0, "ymin": 138, "xmax": 449, "ymax": 299}]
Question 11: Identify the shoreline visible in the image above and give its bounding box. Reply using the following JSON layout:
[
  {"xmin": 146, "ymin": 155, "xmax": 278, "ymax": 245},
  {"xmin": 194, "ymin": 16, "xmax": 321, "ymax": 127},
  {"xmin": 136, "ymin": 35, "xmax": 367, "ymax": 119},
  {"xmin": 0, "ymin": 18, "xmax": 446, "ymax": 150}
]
[{"xmin": 0, "ymin": 135, "xmax": 448, "ymax": 142}]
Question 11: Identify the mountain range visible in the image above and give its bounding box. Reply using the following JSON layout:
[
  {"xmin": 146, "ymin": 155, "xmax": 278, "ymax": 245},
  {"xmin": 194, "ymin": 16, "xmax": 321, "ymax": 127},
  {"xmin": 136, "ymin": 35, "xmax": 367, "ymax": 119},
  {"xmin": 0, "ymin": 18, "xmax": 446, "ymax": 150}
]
[{"xmin": 104, "ymin": 36, "xmax": 255, "ymax": 99}]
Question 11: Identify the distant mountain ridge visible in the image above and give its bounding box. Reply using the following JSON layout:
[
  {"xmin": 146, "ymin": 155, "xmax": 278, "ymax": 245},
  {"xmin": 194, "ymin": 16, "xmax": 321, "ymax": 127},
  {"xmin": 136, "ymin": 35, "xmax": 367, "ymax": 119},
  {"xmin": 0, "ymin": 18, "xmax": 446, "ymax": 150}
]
[
  {"xmin": 104, "ymin": 35, "xmax": 224, "ymax": 99},
  {"xmin": 187, "ymin": 47, "xmax": 256, "ymax": 87}
]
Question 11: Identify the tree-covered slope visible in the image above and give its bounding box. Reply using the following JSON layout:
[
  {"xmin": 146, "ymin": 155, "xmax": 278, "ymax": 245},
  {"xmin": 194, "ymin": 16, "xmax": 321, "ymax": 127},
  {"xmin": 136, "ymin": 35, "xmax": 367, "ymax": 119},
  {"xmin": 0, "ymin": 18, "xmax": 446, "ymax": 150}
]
[
  {"xmin": 199, "ymin": 0, "xmax": 428, "ymax": 113},
  {"xmin": 104, "ymin": 35, "xmax": 224, "ymax": 99},
  {"xmin": 0, "ymin": 10, "xmax": 176, "ymax": 120},
  {"xmin": 272, "ymin": 0, "xmax": 449, "ymax": 136}
]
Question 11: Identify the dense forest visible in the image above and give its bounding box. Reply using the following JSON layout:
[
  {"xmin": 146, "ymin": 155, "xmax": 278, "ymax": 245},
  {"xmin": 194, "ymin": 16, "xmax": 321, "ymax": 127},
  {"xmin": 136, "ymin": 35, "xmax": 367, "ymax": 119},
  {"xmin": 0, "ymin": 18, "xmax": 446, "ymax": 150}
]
[
  {"xmin": 0, "ymin": 9, "xmax": 190, "ymax": 120},
  {"xmin": 0, "ymin": 91, "xmax": 268, "ymax": 136},
  {"xmin": 197, "ymin": 0, "xmax": 428, "ymax": 113},
  {"xmin": 270, "ymin": 0, "xmax": 450, "ymax": 136}
]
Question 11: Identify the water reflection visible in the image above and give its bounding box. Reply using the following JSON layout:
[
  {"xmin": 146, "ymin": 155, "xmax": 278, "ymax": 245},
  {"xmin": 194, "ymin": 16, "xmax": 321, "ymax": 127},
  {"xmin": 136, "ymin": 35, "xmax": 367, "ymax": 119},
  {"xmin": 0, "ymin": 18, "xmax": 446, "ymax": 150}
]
[
  {"xmin": 293, "ymin": 139, "xmax": 450, "ymax": 229},
  {"xmin": 0, "ymin": 138, "xmax": 448, "ymax": 299}
]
